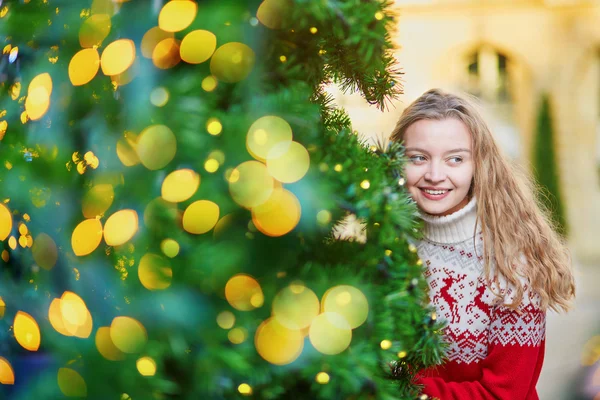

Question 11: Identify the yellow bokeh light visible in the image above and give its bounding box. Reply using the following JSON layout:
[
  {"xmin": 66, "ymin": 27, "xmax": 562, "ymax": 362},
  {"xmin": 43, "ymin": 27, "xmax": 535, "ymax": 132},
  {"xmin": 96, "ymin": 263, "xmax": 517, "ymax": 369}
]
[
  {"xmin": 138, "ymin": 253, "xmax": 172, "ymax": 290},
  {"xmin": 18, "ymin": 224, "xmax": 27, "ymax": 236},
  {"xmin": 360, "ymin": 180, "xmax": 370, "ymax": 189},
  {"xmin": 238, "ymin": 383, "xmax": 252, "ymax": 395},
  {"xmin": 104, "ymin": 209, "xmax": 138, "ymax": 246},
  {"xmin": 180, "ymin": 30, "xmax": 216, "ymax": 64},
  {"xmin": 182, "ymin": 200, "xmax": 220, "ymax": 235},
  {"xmin": 375, "ymin": 11, "xmax": 384, "ymax": 20},
  {"xmin": 110, "ymin": 316, "xmax": 147, "ymax": 354},
  {"xmin": 141, "ymin": 27, "xmax": 174, "ymax": 58},
  {"xmin": 69, "ymin": 48, "xmax": 100, "ymax": 86},
  {"xmin": 398, "ymin": 351, "xmax": 407, "ymax": 358},
  {"xmin": 246, "ymin": 116, "xmax": 293, "ymax": 162},
  {"xmin": 48, "ymin": 298, "xmax": 73, "ymax": 337},
  {"xmin": 213, "ymin": 214, "xmax": 234, "ymax": 239},
  {"xmin": 25, "ymin": 86, "xmax": 50, "ymax": 121},
  {"xmin": 316, "ymin": 372, "xmax": 330, "ymax": 384},
  {"xmin": 0, "ymin": 203, "xmax": 12, "ymax": 241},
  {"xmin": 228, "ymin": 161, "xmax": 274, "ymax": 209},
  {"xmin": 59, "ymin": 291, "xmax": 87, "ymax": 327},
  {"xmin": 136, "ymin": 124, "xmax": 177, "ymax": 170},
  {"xmin": 0, "ymin": 120, "xmax": 7, "ymax": 140},
  {"xmin": 14, "ymin": 311, "xmax": 41, "ymax": 351},
  {"xmin": 32, "ymin": 233, "xmax": 58, "ymax": 270},
  {"xmin": 309, "ymin": 312, "xmax": 352, "ymax": 355},
  {"xmin": 71, "ymin": 218, "xmax": 103, "ymax": 256},
  {"xmin": 150, "ymin": 87, "xmax": 169, "ymax": 107},
  {"xmin": 100, "ymin": 39, "xmax": 136, "ymax": 76},
  {"xmin": 266, "ymin": 141, "xmax": 310, "ymax": 183},
  {"xmin": 91, "ymin": 0, "xmax": 115, "ymax": 16},
  {"xmin": 0, "ymin": 297, "xmax": 5, "ymax": 318},
  {"xmin": 152, "ymin": 38, "xmax": 181, "ymax": 70},
  {"xmin": 206, "ymin": 118, "xmax": 222, "ymax": 135},
  {"xmin": 18, "ymin": 235, "xmax": 27, "ymax": 248},
  {"xmin": 272, "ymin": 284, "xmax": 319, "ymax": 330},
  {"xmin": 204, "ymin": 158, "xmax": 219, "ymax": 173},
  {"xmin": 380, "ymin": 340, "xmax": 392, "ymax": 350},
  {"xmin": 116, "ymin": 134, "xmax": 139, "ymax": 167},
  {"xmin": 136, "ymin": 357, "xmax": 157, "ymax": 376},
  {"xmin": 0, "ymin": 357, "xmax": 14, "ymax": 385},
  {"xmin": 321, "ymin": 285, "xmax": 369, "ymax": 329},
  {"xmin": 228, "ymin": 327, "xmax": 247, "ymax": 344},
  {"xmin": 256, "ymin": 0, "xmax": 291, "ymax": 30},
  {"xmin": 334, "ymin": 164, "xmax": 343, "ymax": 172},
  {"xmin": 29, "ymin": 72, "xmax": 52, "ymax": 96},
  {"xmin": 252, "ymin": 188, "xmax": 301, "ymax": 237},
  {"xmin": 95, "ymin": 326, "xmax": 125, "ymax": 361},
  {"xmin": 225, "ymin": 274, "xmax": 263, "ymax": 311},
  {"xmin": 161, "ymin": 169, "xmax": 200, "ymax": 203},
  {"xmin": 202, "ymin": 75, "xmax": 218, "ymax": 92},
  {"xmin": 255, "ymin": 317, "xmax": 303, "ymax": 365},
  {"xmin": 158, "ymin": 0, "xmax": 197, "ymax": 32},
  {"xmin": 82, "ymin": 184, "xmax": 114, "ymax": 218},
  {"xmin": 8, "ymin": 236, "xmax": 16, "ymax": 250},
  {"xmin": 316, "ymin": 210, "xmax": 331, "ymax": 226},
  {"xmin": 58, "ymin": 368, "xmax": 87, "ymax": 398},
  {"xmin": 210, "ymin": 42, "xmax": 255, "ymax": 83},
  {"xmin": 1, "ymin": 250, "xmax": 8, "ymax": 263},
  {"xmin": 160, "ymin": 238, "xmax": 180, "ymax": 258},
  {"xmin": 79, "ymin": 14, "xmax": 111, "ymax": 48},
  {"xmin": 216, "ymin": 311, "xmax": 235, "ymax": 329}
]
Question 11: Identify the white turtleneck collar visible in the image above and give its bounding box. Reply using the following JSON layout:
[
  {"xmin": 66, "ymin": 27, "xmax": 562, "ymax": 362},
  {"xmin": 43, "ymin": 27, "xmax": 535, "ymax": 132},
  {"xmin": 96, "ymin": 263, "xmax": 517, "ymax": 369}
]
[{"xmin": 417, "ymin": 195, "xmax": 480, "ymax": 244}]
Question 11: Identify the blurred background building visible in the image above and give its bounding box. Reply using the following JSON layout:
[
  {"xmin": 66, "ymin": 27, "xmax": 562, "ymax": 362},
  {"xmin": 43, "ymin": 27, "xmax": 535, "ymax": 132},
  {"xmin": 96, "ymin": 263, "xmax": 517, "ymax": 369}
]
[{"xmin": 328, "ymin": 1, "xmax": 600, "ymax": 398}]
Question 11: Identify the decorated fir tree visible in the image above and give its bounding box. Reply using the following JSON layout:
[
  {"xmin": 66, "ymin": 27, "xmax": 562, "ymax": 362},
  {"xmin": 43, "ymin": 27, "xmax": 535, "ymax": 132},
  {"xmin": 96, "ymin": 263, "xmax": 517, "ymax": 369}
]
[{"xmin": 0, "ymin": 0, "xmax": 445, "ymax": 398}]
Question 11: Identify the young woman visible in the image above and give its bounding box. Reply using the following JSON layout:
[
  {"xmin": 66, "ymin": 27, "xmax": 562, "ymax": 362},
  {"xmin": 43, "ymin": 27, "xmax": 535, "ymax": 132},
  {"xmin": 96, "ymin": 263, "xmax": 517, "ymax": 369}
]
[{"xmin": 390, "ymin": 88, "xmax": 576, "ymax": 400}]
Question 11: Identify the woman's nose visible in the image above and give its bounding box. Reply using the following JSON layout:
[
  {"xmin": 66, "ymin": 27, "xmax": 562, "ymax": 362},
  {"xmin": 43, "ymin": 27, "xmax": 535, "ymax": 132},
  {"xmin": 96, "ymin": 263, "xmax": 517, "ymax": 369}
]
[{"xmin": 425, "ymin": 164, "xmax": 446, "ymax": 182}]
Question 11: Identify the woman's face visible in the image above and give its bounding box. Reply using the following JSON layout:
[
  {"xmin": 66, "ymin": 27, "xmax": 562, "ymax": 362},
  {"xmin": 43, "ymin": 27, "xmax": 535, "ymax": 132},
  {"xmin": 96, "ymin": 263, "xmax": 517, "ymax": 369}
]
[{"xmin": 403, "ymin": 118, "xmax": 474, "ymax": 216}]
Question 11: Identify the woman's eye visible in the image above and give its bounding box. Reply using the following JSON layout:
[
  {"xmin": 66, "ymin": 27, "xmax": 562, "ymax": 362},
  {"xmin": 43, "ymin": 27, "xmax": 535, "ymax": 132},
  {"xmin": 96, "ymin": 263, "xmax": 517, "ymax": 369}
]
[
  {"xmin": 449, "ymin": 157, "xmax": 462, "ymax": 163},
  {"xmin": 409, "ymin": 155, "xmax": 425, "ymax": 162}
]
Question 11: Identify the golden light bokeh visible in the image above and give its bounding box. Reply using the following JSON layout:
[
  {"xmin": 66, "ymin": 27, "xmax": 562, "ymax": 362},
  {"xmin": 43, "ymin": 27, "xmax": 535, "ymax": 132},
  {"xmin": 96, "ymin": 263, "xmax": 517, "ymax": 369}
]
[
  {"xmin": 150, "ymin": 87, "xmax": 169, "ymax": 107},
  {"xmin": 57, "ymin": 368, "xmax": 87, "ymax": 398},
  {"xmin": 0, "ymin": 203, "xmax": 12, "ymax": 241},
  {"xmin": 180, "ymin": 30, "xmax": 217, "ymax": 64},
  {"xmin": 228, "ymin": 327, "xmax": 247, "ymax": 344},
  {"xmin": 158, "ymin": 0, "xmax": 197, "ymax": 32},
  {"xmin": 216, "ymin": 311, "xmax": 235, "ymax": 329},
  {"xmin": 228, "ymin": 161, "xmax": 274, "ymax": 209},
  {"xmin": 272, "ymin": 284, "xmax": 319, "ymax": 330},
  {"xmin": 0, "ymin": 297, "xmax": 5, "ymax": 318},
  {"xmin": 137, "ymin": 357, "xmax": 157, "ymax": 376},
  {"xmin": 48, "ymin": 298, "xmax": 73, "ymax": 337},
  {"xmin": 82, "ymin": 184, "xmax": 114, "ymax": 218},
  {"xmin": 116, "ymin": 134, "xmax": 140, "ymax": 167},
  {"xmin": 213, "ymin": 214, "xmax": 234, "ymax": 239},
  {"xmin": 321, "ymin": 285, "xmax": 369, "ymax": 329},
  {"xmin": 104, "ymin": 209, "xmax": 138, "ymax": 247},
  {"xmin": 316, "ymin": 372, "xmax": 330, "ymax": 384},
  {"xmin": 31, "ymin": 233, "xmax": 58, "ymax": 270},
  {"xmin": 8, "ymin": 237, "xmax": 16, "ymax": 250},
  {"xmin": 25, "ymin": 85, "xmax": 50, "ymax": 121},
  {"xmin": 309, "ymin": 312, "xmax": 352, "ymax": 355},
  {"xmin": 225, "ymin": 274, "xmax": 264, "ymax": 311},
  {"xmin": 202, "ymin": 75, "xmax": 218, "ymax": 92},
  {"xmin": 29, "ymin": 72, "xmax": 52, "ymax": 95},
  {"xmin": 210, "ymin": 42, "xmax": 256, "ymax": 83},
  {"xmin": 138, "ymin": 253, "xmax": 172, "ymax": 290},
  {"xmin": 0, "ymin": 357, "xmax": 14, "ymax": 385},
  {"xmin": 316, "ymin": 210, "xmax": 332, "ymax": 226},
  {"xmin": 206, "ymin": 117, "xmax": 222, "ymax": 135},
  {"xmin": 95, "ymin": 326, "xmax": 125, "ymax": 361},
  {"xmin": 59, "ymin": 291, "xmax": 87, "ymax": 326},
  {"xmin": 256, "ymin": 0, "xmax": 291, "ymax": 30},
  {"xmin": 91, "ymin": 0, "xmax": 115, "ymax": 16},
  {"xmin": 69, "ymin": 48, "xmax": 100, "ymax": 86},
  {"xmin": 252, "ymin": 188, "xmax": 301, "ymax": 237},
  {"xmin": 141, "ymin": 27, "xmax": 174, "ymax": 58},
  {"xmin": 160, "ymin": 238, "xmax": 180, "ymax": 258},
  {"xmin": 161, "ymin": 169, "xmax": 200, "ymax": 203},
  {"xmin": 136, "ymin": 125, "xmax": 177, "ymax": 170},
  {"xmin": 71, "ymin": 218, "xmax": 103, "ymax": 256},
  {"xmin": 246, "ymin": 116, "xmax": 293, "ymax": 162},
  {"xmin": 238, "ymin": 383, "xmax": 252, "ymax": 395},
  {"xmin": 152, "ymin": 38, "xmax": 181, "ymax": 70},
  {"xmin": 100, "ymin": 39, "xmax": 136, "ymax": 76},
  {"xmin": 79, "ymin": 14, "xmax": 111, "ymax": 48},
  {"xmin": 266, "ymin": 141, "xmax": 310, "ymax": 183},
  {"xmin": 380, "ymin": 339, "xmax": 392, "ymax": 350},
  {"xmin": 14, "ymin": 311, "xmax": 41, "ymax": 351},
  {"xmin": 110, "ymin": 316, "xmax": 147, "ymax": 354},
  {"xmin": 182, "ymin": 200, "xmax": 220, "ymax": 235},
  {"xmin": 255, "ymin": 317, "xmax": 304, "ymax": 365}
]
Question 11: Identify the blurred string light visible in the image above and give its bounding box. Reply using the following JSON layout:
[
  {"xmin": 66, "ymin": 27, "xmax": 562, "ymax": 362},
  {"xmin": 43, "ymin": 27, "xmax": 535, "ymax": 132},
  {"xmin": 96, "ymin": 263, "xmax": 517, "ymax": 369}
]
[
  {"xmin": 116, "ymin": 132, "xmax": 139, "ymax": 167},
  {"xmin": 48, "ymin": 291, "xmax": 93, "ymax": 338},
  {"xmin": 104, "ymin": 209, "xmax": 138, "ymax": 247},
  {"xmin": 69, "ymin": 48, "xmax": 100, "ymax": 86},
  {"xmin": 256, "ymin": 0, "xmax": 289, "ymax": 30},
  {"xmin": 315, "ymin": 372, "xmax": 330, "ymax": 384},
  {"xmin": 0, "ymin": 203, "xmax": 12, "ymax": 240},
  {"xmin": 100, "ymin": 39, "xmax": 135, "ymax": 76},
  {"xmin": 82, "ymin": 184, "xmax": 114, "ymax": 218},
  {"xmin": 251, "ymin": 188, "xmax": 301, "ymax": 237},
  {"xmin": 58, "ymin": 368, "xmax": 87, "ymax": 397},
  {"xmin": 152, "ymin": 38, "xmax": 181, "ymax": 69},
  {"xmin": 321, "ymin": 285, "xmax": 369, "ymax": 329},
  {"xmin": 136, "ymin": 124, "xmax": 177, "ymax": 170},
  {"xmin": 150, "ymin": 87, "xmax": 169, "ymax": 107},
  {"xmin": 309, "ymin": 312, "xmax": 352, "ymax": 355},
  {"xmin": 246, "ymin": 116, "xmax": 292, "ymax": 162},
  {"xmin": 25, "ymin": 73, "xmax": 52, "ymax": 121},
  {"xmin": 32, "ymin": 233, "xmax": 58, "ymax": 270},
  {"xmin": 228, "ymin": 161, "xmax": 274, "ymax": 209},
  {"xmin": 79, "ymin": 14, "xmax": 111, "ymax": 48},
  {"xmin": 272, "ymin": 284, "xmax": 319, "ymax": 330},
  {"xmin": 0, "ymin": 357, "xmax": 14, "ymax": 385},
  {"xmin": 138, "ymin": 253, "xmax": 172, "ymax": 290},
  {"xmin": 110, "ymin": 316, "xmax": 147, "ymax": 354},
  {"xmin": 95, "ymin": 326, "xmax": 125, "ymax": 361},
  {"xmin": 161, "ymin": 169, "xmax": 200, "ymax": 203},
  {"xmin": 160, "ymin": 238, "xmax": 179, "ymax": 258},
  {"xmin": 182, "ymin": 200, "xmax": 220, "ymax": 235},
  {"xmin": 71, "ymin": 218, "xmax": 103, "ymax": 256},
  {"xmin": 210, "ymin": 43, "xmax": 255, "ymax": 83},
  {"xmin": 255, "ymin": 317, "xmax": 304, "ymax": 365},
  {"xmin": 136, "ymin": 357, "xmax": 157, "ymax": 376},
  {"xmin": 216, "ymin": 311, "xmax": 235, "ymax": 329},
  {"xmin": 180, "ymin": 30, "xmax": 216, "ymax": 64},
  {"xmin": 225, "ymin": 274, "xmax": 264, "ymax": 311},
  {"xmin": 14, "ymin": 311, "xmax": 41, "ymax": 351},
  {"xmin": 158, "ymin": 0, "xmax": 197, "ymax": 32},
  {"xmin": 141, "ymin": 27, "xmax": 173, "ymax": 58}
]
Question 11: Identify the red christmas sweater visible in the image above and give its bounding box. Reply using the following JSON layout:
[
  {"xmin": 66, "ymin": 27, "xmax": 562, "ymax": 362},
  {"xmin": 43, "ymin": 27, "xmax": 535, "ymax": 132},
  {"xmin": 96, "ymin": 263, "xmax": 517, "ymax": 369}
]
[{"xmin": 413, "ymin": 196, "xmax": 546, "ymax": 400}]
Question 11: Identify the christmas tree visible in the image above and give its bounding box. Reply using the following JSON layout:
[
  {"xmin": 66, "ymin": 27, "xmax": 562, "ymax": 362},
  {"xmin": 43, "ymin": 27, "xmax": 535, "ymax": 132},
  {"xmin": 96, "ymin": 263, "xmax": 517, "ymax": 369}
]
[{"xmin": 0, "ymin": 0, "xmax": 445, "ymax": 398}]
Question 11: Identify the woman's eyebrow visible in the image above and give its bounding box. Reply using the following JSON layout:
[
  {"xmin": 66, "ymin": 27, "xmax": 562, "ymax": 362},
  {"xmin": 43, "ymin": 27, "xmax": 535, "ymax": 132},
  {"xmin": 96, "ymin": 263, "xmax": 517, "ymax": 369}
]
[{"xmin": 405, "ymin": 147, "xmax": 471, "ymax": 155}]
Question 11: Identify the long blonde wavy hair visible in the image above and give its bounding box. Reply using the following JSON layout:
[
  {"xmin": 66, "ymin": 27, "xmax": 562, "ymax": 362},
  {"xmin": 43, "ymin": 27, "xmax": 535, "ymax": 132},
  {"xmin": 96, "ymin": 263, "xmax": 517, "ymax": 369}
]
[{"xmin": 390, "ymin": 88, "xmax": 575, "ymax": 313}]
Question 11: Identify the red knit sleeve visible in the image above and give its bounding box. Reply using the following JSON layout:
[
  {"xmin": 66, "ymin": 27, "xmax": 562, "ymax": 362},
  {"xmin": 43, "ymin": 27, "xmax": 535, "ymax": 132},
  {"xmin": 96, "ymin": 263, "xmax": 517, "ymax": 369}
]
[{"xmin": 417, "ymin": 293, "xmax": 546, "ymax": 400}]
